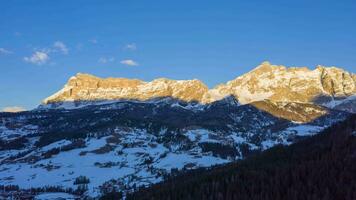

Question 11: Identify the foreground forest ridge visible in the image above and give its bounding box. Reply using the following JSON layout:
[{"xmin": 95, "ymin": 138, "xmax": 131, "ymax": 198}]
[{"xmin": 0, "ymin": 62, "xmax": 355, "ymax": 199}]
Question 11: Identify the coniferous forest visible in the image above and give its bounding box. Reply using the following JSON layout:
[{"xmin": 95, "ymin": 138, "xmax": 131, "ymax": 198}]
[{"xmin": 125, "ymin": 114, "xmax": 356, "ymax": 200}]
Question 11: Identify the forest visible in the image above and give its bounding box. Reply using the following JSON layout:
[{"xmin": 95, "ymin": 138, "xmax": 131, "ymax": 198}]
[{"xmin": 123, "ymin": 114, "xmax": 356, "ymax": 200}]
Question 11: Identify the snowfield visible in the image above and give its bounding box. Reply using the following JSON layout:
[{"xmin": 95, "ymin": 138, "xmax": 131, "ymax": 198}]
[
  {"xmin": 0, "ymin": 129, "xmax": 230, "ymax": 197},
  {"xmin": 0, "ymin": 124, "xmax": 329, "ymax": 198},
  {"xmin": 34, "ymin": 192, "xmax": 77, "ymax": 200},
  {"xmin": 0, "ymin": 97, "xmax": 349, "ymax": 198}
]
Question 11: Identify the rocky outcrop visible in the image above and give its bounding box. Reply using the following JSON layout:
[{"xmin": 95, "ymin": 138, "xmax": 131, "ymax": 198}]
[
  {"xmin": 43, "ymin": 62, "xmax": 355, "ymax": 111},
  {"xmin": 43, "ymin": 73, "xmax": 209, "ymax": 104},
  {"xmin": 206, "ymin": 62, "xmax": 355, "ymax": 104}
]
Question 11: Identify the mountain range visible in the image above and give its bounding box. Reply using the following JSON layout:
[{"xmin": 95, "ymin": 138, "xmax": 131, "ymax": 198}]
[
  {"xmin": 42, "ymin": 61, "xmax": 356, "ymax": 113},
  {"xmin": 0, "ymin": 62, "xmax": 355, "ymax": 199}
]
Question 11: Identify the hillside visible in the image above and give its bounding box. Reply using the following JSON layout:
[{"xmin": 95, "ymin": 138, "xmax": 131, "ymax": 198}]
[
  {"xmin": 127, "ymin": 114, "xmax": 356, "ymax": 200},
  {"xmin": 0, "ymin": 97, "xmax": 349, "ymax": 198}
]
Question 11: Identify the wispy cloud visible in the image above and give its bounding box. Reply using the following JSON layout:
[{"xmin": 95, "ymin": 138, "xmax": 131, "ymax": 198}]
[
  {"xmin": 0, "ymin": 48, "xmax": 12, "ymax": 55},
  {"xmin": 53, "ymin": 41, "xmax": 68, "ymax": 54},
  {"xmin": 24, "ymin": 41, "xmax": 68, "ymax": 65},
  {"xmin": 24, "ymin": 51, "xmax": 50, "ymax": 65},
  {"xmin": 2, "ymin": 106, "xmax": 26, "ymax": 113},
  {"xmin": 98, "ymin": 57, "xmax": 115, "ymax": 64},
  {"xmin": 125, "ymin": 43, "xmax": 137, "ymax": 51},
  {"xmin": 120, "ymin": 59, "xmax": 138, "ymax": 66}
]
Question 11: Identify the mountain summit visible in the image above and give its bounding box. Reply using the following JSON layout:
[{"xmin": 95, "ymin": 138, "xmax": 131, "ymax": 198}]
[
  {"xmin": 43, "ymin": 73, "xmax": 209, "ymax": 104},
  {"xmin": 210, "ymin": 62, "xmax": 355, "ymax": 105},
  {"xmin": 43, "ymin": 62, "xmax": 355, "ymax": 111}
]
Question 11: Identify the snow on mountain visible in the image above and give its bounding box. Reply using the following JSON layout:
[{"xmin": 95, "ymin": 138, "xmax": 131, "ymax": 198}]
[
  {"xmin": 0, "ymin": 97, "xmax": 350, "ymax": 198},
  {"xmin": 208, "ymin": 62, "xmax": 355, "ymax": 107},
  {"xmin": 43, "ymin": 73, "xmax": 208, "ymax": 105},
  {"xmin": 34, "ymin": 192, "xmax": 78, "ymax": 200},
  {"xmin": 42, "ymin": 62, "xmax": 355, "ymax": 113},
  {"xmin": 0, "ymin": 62, "xmax": 354, "ymax": 198}
]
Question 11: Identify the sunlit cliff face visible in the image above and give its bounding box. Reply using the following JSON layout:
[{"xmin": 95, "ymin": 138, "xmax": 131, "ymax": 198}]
[
  {"xmin": 250, "ymin": 100, "xmax": 329, "ymax": 123},
  {"xmin": 206, "ymin": 61, "xmax": 355, "ymax": 104},
  {"xmin": 42, "ymin": 62, "xmax": 355, "ymax": 122},
  {"xmin": 43, "ymin": 73, "xmax": 209, "ymax": 104},
  {"xmin": 43, "ymin": 62, "xmax": 355, "ymax": 105}
]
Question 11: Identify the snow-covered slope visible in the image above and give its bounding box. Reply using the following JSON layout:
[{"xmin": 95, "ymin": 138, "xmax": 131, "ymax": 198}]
[
  {"xmin": 211, "ymin": 62, "xmax": 355, "ymax": 108},
  {"xmin": 0, "ymin": 98, "xmax": 350, "ymax": 198}
]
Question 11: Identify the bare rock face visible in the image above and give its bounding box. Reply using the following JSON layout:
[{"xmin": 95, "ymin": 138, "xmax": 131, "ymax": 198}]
[
  {"xmin": 43, "ymin": 73, "xmax": 208, "ymax": 104},
  {"xmin": 43, "ymin": 62, "xmax": 355, "ymax": 111},
  {"xmin": 250, "ymin": 100, "xmax": 328, "ymax": 123},
  {"xmin": 205, "ymin": 62, "xmax": 355, "ymax": 105}
]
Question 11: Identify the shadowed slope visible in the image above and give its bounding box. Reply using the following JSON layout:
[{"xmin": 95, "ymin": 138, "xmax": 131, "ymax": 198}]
[{"xmin": 126, "ymin": 114, "xmax": 356, "ymax": 200}]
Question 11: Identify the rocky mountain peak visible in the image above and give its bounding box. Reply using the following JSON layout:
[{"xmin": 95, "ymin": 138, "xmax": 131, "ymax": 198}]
[
  {"xmin": 250, "ymin": 61, "xmax": 286, "ymax": 73},
  {"xmin": 43, "ymin": 73, "xmax": 208, "ymax": 104},
  {"xmin": 42, "ymin": 63, "xmax": 355, "ymax": 112},
  {"xmin": 210, "ymin": 62, "xmax": 355, "ymax": 105}
]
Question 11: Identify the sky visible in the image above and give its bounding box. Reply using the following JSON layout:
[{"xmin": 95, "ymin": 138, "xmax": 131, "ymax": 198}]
[{"xmin": 0, "ymin": 0, "xmax": 356, "ymax": 110}]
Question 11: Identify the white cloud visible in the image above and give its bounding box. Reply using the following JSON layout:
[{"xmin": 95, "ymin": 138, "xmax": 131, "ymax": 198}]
[
  {"xmin": 98, "ymin": 57, "xmax": 115, "ymax": 64},
  {"xmin": 53, "ymin": 41, "xmax": 68, "ymax": 54},
  {"xmin": 23, "ymin": 41, "xmax": 67, "ymax": 65},
  {"xmin": 120, "ymin": 59, "xmax": 138, "ymax": 66},
  {"xmin": 0, "ymin": 48, "xmax": 12, "ymax": 55},
  {"xmin": 24, "ymin": 51, "xmax": 50, "ymax": 65},
  {"xmin": 2, "ymin": 106, "xmax": 26, "ymax": 113},
  {"xmin": 125, "ymin": 43, "xmax": 137, "ymax": 51}
]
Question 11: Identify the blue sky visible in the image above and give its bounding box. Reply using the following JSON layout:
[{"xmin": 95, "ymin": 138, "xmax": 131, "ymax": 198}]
[{"xmin": 1, "ymin": 0, "xmax": 355, "ymax": 110}]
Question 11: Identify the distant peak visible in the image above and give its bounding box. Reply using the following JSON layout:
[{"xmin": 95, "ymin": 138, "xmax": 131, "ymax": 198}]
[
  {"xmin": 315, "ymin": 65, "xmax": 349, "ymax": 72},
  {"xmin": 42, "ymin": 63, "xmax": 355, "ymax": 108},
  {"xmin": 251, "ymin": 62, "xmax": 350, "ymax": 74},
  {"xmin": 255, "ymin": 61, "xmax": 272, "ymax": 69},
  {"xmin": 261, "ymin": 61, "xmax": 271, "ymax": 65},
  {"xmin": 251, "ymin": 61, "xmax": 285, "ymax": 73},
  {"xmin": 75, "ymin": 73, "xmax": 97, "ymax": 77}
]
